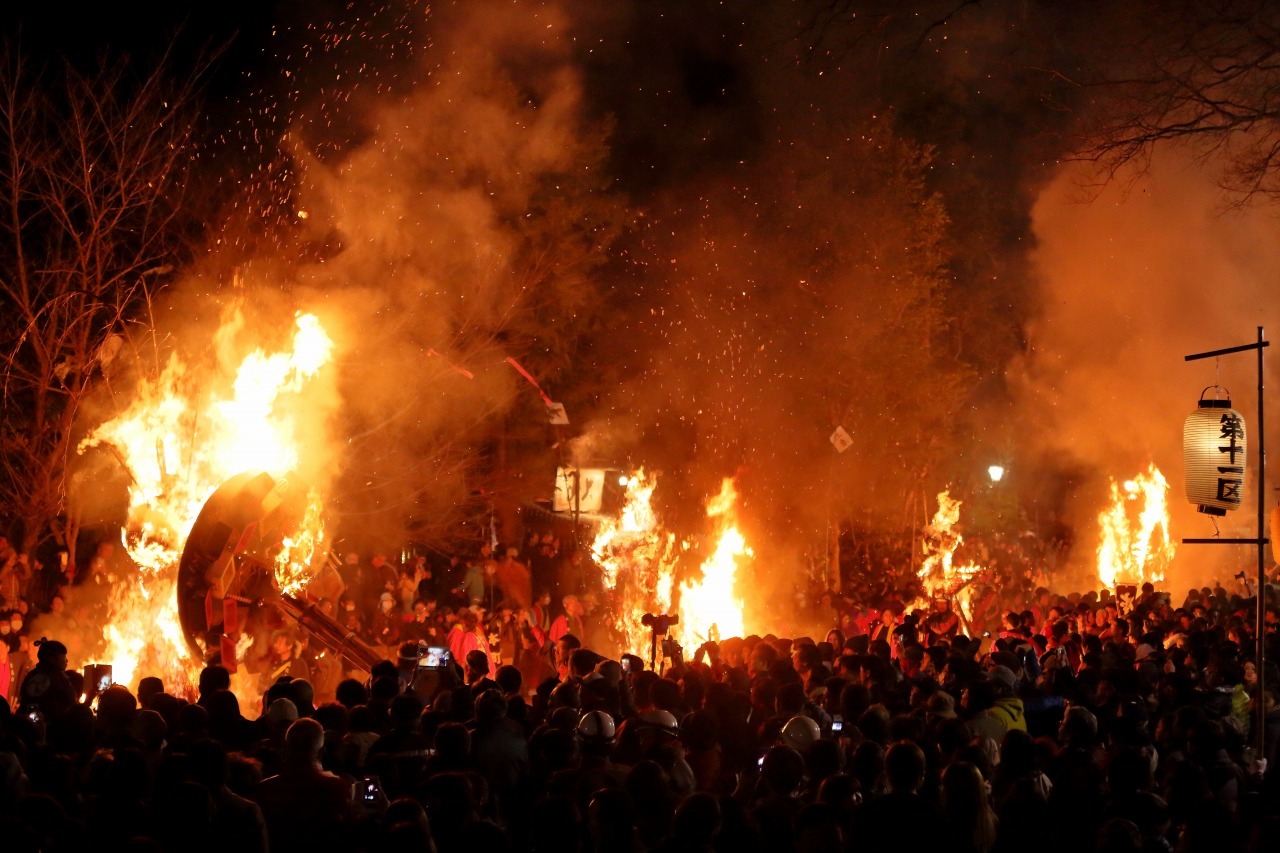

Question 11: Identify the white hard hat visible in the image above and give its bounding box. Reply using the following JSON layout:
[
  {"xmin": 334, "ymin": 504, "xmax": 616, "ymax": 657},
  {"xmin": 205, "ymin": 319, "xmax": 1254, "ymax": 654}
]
[
  {"xmin": 577, "ymin": 710, "xmax": 617, "ymax": 741},
  {"xmin": 639, "ymin": 709, "xmax": 679, "ymax": 734},
  {"xmin": 780, "ymin": 715, "xmax": 821, "ymax": 751}
]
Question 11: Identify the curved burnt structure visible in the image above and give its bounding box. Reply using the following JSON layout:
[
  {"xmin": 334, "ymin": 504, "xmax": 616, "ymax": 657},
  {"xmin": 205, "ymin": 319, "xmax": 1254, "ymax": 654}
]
[{"xmin": 176, "ymin": 472, "xmax": 381, "ymax": 674}]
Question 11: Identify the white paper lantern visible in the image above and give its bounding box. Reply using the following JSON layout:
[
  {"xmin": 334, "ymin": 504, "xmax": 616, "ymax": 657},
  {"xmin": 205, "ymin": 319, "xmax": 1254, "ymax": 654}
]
[{"xmin": 1183, "ymin": 397, "xmax": 1246, "ymax": 516}]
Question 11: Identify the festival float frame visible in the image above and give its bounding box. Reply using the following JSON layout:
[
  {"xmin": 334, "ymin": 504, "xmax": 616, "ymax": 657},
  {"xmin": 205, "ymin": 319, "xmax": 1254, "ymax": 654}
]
[{"xmin": 1182, "ymin": 327, "xmax": 1269, "ymax": 758}]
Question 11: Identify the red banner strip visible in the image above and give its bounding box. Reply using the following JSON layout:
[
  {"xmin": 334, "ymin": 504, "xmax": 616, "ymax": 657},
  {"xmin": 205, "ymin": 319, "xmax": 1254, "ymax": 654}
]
[{"xmin": 505, "ymin": 357, "xmax": 553, "ymax": 406}]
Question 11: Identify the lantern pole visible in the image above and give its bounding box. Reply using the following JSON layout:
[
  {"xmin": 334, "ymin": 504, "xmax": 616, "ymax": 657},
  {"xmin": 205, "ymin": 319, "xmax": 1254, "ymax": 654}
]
[
  {"xmin": 1258, "ymin": 325, "xmax": 1267, "ymax": 763},
  {"xmin": 1184, "ymin": 326, "xmax": 1269, "ymax": 758}
]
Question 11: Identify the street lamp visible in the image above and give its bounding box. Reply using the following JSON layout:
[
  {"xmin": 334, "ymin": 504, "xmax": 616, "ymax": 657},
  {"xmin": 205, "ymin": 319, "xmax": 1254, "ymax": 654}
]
[{"xmin": 987, "ymin": 465, "xmax": 1005, "ymax": 483}]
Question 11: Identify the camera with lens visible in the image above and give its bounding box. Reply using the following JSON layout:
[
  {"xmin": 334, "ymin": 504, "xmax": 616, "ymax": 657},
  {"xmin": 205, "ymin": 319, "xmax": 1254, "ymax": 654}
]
[{"xmin": 641, "ymin": 612, "xmax": 679, "ymax": 634}]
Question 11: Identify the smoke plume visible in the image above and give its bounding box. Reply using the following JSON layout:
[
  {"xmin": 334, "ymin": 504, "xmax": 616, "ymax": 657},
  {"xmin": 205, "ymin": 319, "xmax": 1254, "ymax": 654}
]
[{"xmin": 1012, "ymin": 148, "xmax": 1279, "ymax": 590}]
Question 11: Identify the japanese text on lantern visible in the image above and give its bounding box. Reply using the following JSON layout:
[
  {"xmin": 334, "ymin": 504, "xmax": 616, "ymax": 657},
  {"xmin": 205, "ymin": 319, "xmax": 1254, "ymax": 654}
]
[{"xmin": 1216, "ymin": 413, "xmax": 1244, "ymax": 502}]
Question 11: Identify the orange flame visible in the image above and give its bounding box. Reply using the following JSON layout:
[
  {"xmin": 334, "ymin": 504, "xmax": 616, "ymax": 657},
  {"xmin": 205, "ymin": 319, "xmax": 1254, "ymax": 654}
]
[
  {"xmin": 916, "ymin": 490, "xmax": 983, "ymax": 622},
  {"xmin": 275, "ymin": 488, "xmax": 327, "ymax": 596},
  {"xmin": 1096, "ymin": 464, "xmax": 1175, "ymax": 588},
  {"xmin": 76, "ymin": 312, "xmax": 334, "ymax": 693},
  {"xmin": 590, "ymin": 470, "xmax": 680, "ymax": 656},
  {"xmin": 591, "ymin": 472, "xmax": 754, "ymax": 657},
  {"xmin": 678, "ymin": 478, "xmax": 749, "ymax": 647}
]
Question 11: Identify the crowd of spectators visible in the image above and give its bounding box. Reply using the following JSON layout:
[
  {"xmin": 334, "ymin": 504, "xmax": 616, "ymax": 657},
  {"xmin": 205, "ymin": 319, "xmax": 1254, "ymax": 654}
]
[
  {"xmin": 0, "ymin": 531, "xmax": 579, "ymax": 707},
  {"xmin": 1, "ymin": 527, "xmax": 1279, "ymax": 852},
  {"xmin": 238, "ymin": 531, "xmax": 593, "ymax": 699}
]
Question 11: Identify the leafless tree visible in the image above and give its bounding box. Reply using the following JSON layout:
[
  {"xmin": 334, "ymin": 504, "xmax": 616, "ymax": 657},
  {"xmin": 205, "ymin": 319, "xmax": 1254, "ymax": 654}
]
[
  {"xmin": 0, "ymin": 47, "xmax": 203, "ymax": 564},
  {"xmin": 1071, "ymin": 0, "xmax": 1280, "ymax": 201}
]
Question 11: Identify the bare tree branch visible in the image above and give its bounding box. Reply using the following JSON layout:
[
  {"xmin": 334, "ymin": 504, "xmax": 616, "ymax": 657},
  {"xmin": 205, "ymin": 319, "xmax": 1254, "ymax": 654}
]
[
  {"xmin": 1073, "ymin": 0, "xmax": 1280, "ymax": 201},
  {"xmin": 0, "ymin": 44, "xmax": 206, "ymax": 555}
]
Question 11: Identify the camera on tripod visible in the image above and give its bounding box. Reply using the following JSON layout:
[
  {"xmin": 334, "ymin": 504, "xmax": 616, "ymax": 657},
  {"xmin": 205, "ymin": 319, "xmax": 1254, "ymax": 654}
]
[
  {"xmin": 642, "ymin": 612, "xmax": 679, "ymax": 634},
  {"xmin": 641, "ymin": 613, "xmax": 681, "ymax": 671}
]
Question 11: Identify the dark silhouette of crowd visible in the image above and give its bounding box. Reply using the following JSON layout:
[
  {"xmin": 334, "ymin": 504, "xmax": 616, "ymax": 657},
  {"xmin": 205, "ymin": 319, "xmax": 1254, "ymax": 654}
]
[{"xmin": 0, "ymin": 537, "xmax": 1277, "ymax": 853}]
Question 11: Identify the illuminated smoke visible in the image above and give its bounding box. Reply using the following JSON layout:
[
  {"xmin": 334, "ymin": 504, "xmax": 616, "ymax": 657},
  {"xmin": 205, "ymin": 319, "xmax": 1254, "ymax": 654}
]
[{"xmin": 1013, "ymin": 149, "xmax": 1278, "ymax": 588}]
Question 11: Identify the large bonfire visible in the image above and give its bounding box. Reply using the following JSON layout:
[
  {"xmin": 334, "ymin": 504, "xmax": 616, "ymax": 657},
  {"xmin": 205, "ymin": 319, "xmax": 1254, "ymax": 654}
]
[
  {"xmin": 916, "ymin": 489, "xmax": 984, "ymax": 623},
  {"xmin": 59, "ymin": 304, "xmax": 1181, "ymax": 696},
  {"xmin": 73, "ymin": 312, "xmax": 335, "ymax": 694},
  {"xmin": 1095, "ymin": 464, "xmax": 1176, "ymax": 589},
  {"xmin": 589, "ymin": 470, "xmax": 681, "ymax": 658},
  {"xmin": 913, "ymin": 464, "xmax": 1176, "ymax": 627},
  {"xmin": 591, "ymin": 472, "xmax": 753, "ymax": 659},
  {"xmin": 679, "ymin": 479, "xmax": 750, "ymax": 648}
]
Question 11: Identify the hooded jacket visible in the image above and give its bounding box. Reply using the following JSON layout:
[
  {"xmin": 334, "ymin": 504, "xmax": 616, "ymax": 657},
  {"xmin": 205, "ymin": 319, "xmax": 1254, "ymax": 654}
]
[{"xmin": 982, "ymin": 695, "xmax": 1028, "ymax": 734}]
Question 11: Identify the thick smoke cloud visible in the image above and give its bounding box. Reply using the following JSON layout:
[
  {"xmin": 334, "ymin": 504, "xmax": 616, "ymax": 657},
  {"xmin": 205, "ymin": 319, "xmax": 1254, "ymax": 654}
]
[
  {"xmin": 58, "ymin": 3, "xmax": 615, "ymax": 560},
  {"xmin": 1011, "ymin": 148, "xmax": 1279, "ymax": 589},
  {"xmin": 139, "ymin": 2, "xmax": 622, "ymax": 552},
  {"xmin": 552, "ymin": 2, "xmax": 994, "ymax": 621},
  {"xmin": 254, "ymin": 0, "xmax": 1002, "ymax": 567},
  {"xmin": 153, "ymin": 2, "xmax": 1122, "ymax": 589}
]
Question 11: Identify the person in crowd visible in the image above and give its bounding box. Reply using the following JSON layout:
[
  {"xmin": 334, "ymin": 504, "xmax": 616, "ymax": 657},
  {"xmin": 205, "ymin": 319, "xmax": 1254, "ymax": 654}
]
[
  {"xmin": 399, "ymin": 557, "xmax": 429, "ymax": 611},
  {"xmin": 0, "ymin": 519, "xmax": 1276, "ymax": 853},
  {"xmin": 402, "ymin": 597, "xmax": 442, "ymax": 644},
  {"xmin": 369, "ymin": 592, "xmax": 403, "ymax": 651},
  {"xmin": 253, "ymin": 717, "xmax": 354, "ymax": 852},
  {"xmin": 366, "ymin": 553, "xmax": 398, "ymax": 611},
  {"xmin": 446, "ymin": 609, "xmax": 495, "ymax": 679},
  {"xmin": 550, "ymin": 594, "xmax": 586, "ymax": 645},
  {"xmin": 18, "ymin": 636, "xmax": 76, "ymax": 723},
  {"xmin": 259, "ymin": 630, "xmax": 310, "ymax": 691},
  {"xmin": 528, "ymin": 588, "xmax": 553, "ymax": 639}
]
